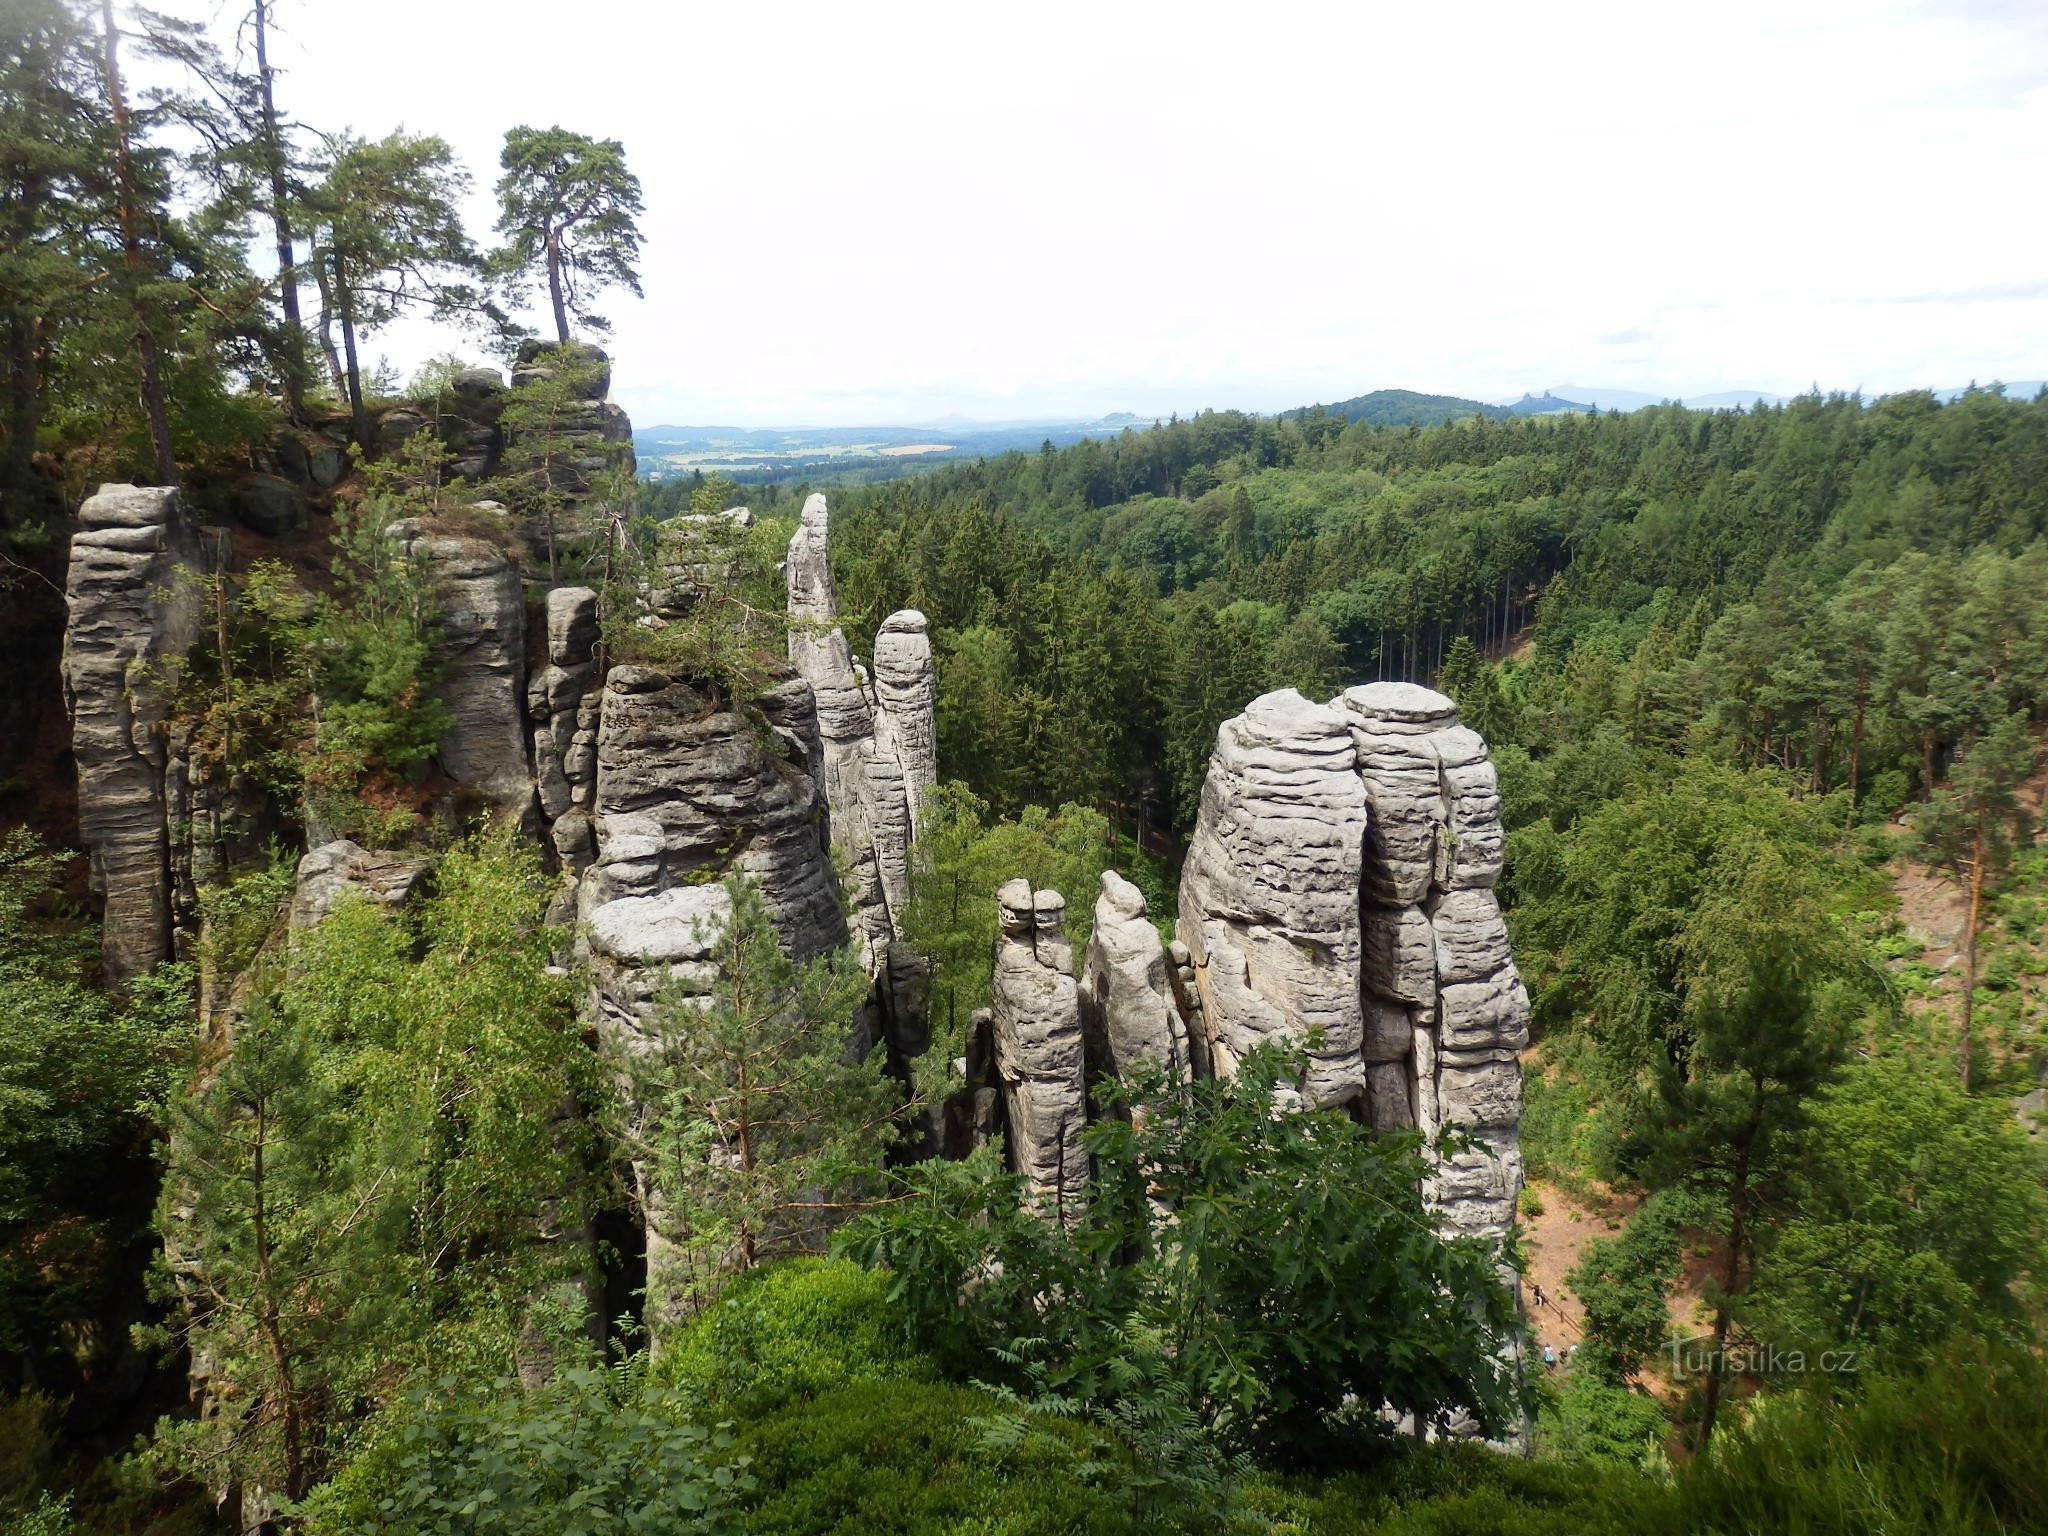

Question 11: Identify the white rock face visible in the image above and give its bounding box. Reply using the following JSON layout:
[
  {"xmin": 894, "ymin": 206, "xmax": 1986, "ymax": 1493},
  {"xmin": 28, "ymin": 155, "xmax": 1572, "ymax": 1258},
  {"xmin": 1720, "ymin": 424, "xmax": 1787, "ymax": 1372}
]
[
  {"xmin": 784, "ymin": 496, "xmax": 937, "ymax": 1056},
  {"xmin": 1079, "ymin": 870, "xmax": 1189, "ymax": 1088},
  {"xmin": 63, "ymin": 485, "xmax": 205, "ymax": 985},
  {"xmin": 1334, "ymin": 682, "xmax": 1527, "ymax": 1245},
  {"xmin": 387, "ymin": 520, "xmax": 535, "ymax": 829},
  {"xmin": 1175, "ymin": 689, "xmax": 1369, "ymax": 1109},
  {"xmin": 290, "ymin": 839, "xmax": 429, "ymax": 930},
  {"xmin": 990, "ymin": 880, "xmax": 1089, "ymax": 1222}
]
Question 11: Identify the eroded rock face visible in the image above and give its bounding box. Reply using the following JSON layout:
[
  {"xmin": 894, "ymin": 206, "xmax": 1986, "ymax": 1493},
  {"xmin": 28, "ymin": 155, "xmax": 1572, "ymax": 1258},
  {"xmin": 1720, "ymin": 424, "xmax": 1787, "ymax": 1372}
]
[
  {"xmin": 290, "ymin": 839, "xmax": 430, "ymax": 930},
  {"xmin": 388, "ymin": 520, "xmax": 535, "ymax": 829},
  {"xmin": 784, "ymin": 496, "xmax": 938, "ymax": 1055},
  {"xmin": 63, "ymin": 485, "xmax": 206, "ymax": 985},
  {"xmin": 990, "ymin": 880, "xmax": 1088, "ymax": 1222},
  {"xmin": 574, "ymin": 663, "xmax": 849, "ymax": 1337},
  {"xmin": 1079, "ymin": 870, "xmax": 1188, "ymax": 1089},
  {"xmin": 1175, "ymin": 689, "xmax": 1370, "ymax": 1109},
  {"xmin": 1335, "ymin": 683, "xmax": 1526, "ymax": 1245},
  {"xmin": 1162, "ymin": 682, "xmax": 1526, "ymax": 1241}
]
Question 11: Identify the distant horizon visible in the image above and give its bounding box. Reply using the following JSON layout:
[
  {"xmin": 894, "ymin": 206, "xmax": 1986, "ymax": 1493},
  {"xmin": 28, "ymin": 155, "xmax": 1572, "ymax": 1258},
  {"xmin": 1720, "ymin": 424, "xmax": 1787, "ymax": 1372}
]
[{"xmin": 629, "ymin": 375, "xmax": 2048, "ymax": 435}]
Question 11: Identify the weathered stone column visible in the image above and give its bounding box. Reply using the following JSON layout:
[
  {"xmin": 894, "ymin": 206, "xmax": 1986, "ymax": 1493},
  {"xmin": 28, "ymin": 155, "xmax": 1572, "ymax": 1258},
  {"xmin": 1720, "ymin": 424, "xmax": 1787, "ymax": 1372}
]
[
  {"xmin": 990, "ymin": 879, "xmax": 1089, "ymax": 1222},
  {"xmin": 63, "ymin": 484, "xmax": 205, "ymax": 985}
]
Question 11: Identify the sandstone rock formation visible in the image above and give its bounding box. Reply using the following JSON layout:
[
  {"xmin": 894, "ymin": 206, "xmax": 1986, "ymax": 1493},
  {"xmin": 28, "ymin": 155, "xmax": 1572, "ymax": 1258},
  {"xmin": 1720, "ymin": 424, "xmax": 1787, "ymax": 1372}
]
[
  {"xmin": 62, "ymin": 485, "xmax": 207, "ymax": 984},
  {"xmin": 1071, "ymin": 682, "xmax": 1527, "ymax": 1248},
  {"xmin": 289, "ymin": 839, "xmax": 430, "ymax": 930},
  {"xmin": 1175, "ymin": 689, "xmax": 1370, "ymax": 1110},
  {"xmin": 573, "ymin": 664, "xmax": 849, "ymax": 1334},
  {"xmin": 784, "ymin": 494, "xmax": 938, "ymax": 1054},
  {"xmin": 1336, "ymin": 682, "xmax": 1525, "ymax": 1244},
  {"xmin": 1079, "ymin": 870, "xmax": 1188, "ymax": 1089},
  {"xmin": 990, "ymin": 879, "xmax": 1088, "ymax": 1221}
]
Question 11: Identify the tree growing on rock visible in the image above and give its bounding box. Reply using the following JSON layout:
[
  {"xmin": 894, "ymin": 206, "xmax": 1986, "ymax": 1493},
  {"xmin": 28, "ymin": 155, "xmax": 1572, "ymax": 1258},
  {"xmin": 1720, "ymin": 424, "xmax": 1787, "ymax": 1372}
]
[
  {"xmin": 491, "ymin": 125, "xmax": 644, "ymax": 343},
  {"xmin": 304, "ymin": 130, "xmax": 482, "ymax": 456}
]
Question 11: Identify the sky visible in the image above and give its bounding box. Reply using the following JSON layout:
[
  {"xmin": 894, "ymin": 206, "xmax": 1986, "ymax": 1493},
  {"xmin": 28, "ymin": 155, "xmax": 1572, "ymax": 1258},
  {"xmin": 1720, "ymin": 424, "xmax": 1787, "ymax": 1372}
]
[{"xmin": 246, "ymin": 0, "xmax": 2048, "ymax": 427}]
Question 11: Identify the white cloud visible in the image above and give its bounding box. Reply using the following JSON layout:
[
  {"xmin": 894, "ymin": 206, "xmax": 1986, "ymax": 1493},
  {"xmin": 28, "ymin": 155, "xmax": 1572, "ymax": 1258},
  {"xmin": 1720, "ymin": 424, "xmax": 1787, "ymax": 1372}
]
[{"xmin": 259, "ymin": 0, "xmax": 2048, "ymax": 424}]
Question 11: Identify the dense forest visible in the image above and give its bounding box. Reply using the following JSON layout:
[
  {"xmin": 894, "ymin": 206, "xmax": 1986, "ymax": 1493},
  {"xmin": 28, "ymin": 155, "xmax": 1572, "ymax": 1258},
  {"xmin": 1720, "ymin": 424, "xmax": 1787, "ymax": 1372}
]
[{"xmin": 2, "ymin": 0, "xmax": 2046, "ymax": 1532}]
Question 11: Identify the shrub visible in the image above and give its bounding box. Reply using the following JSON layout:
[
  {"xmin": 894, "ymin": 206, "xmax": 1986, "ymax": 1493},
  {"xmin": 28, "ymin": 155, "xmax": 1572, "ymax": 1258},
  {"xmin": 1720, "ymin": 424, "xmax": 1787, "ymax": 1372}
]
[
  {"xmin": 1535, "ymin": 1370, "xmax": 1667, "ymax": 1470},
  {"xmin": 651, "ymin": 1258, "xmax": 934, "ymax": 1418},
  {"xmin": 295, "ymin": 1366, "xmax": 748, "ymax": 1536},
  {"xmin": 737, "ymin": 1378, "xmax": 1143, "ymax": 1536}
]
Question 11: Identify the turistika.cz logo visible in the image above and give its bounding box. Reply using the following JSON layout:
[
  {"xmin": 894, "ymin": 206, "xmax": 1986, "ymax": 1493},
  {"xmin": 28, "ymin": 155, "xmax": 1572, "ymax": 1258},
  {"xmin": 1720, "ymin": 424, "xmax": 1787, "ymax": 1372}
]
[{"xmin": 1663, "ymin": 1337, "xmax": 1864, "ymax": 1378}]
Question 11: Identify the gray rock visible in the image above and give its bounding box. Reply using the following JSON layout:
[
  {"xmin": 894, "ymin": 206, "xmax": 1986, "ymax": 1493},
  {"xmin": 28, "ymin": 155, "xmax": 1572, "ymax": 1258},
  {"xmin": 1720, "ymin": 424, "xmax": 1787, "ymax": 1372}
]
[
  {"xmin": 63, "ymin": 485, "xmax": 206, "ymax": 984},
  {"xmin": 386, "ymin": 521, "xmax": 534, "ymax": 828},
  {"xmin": 991, "ymin": 880, "xmax": 1088, "ymax": 1220},
  {"xmin": 290, "ymin": 840, "xmax": 429, "ymax": 929},
  {"xmin": 872, "ymin": 609, "xmax": 937, "ymax": 826},
  {"xmin": 1175, "ymin": 689, "xmax": 1367, "ymax": 1108},
  {"xmin": 232, "ymin": 473, "xmax": 307, "ymax": 537},
  {"xmin": 306, "ymin": 441, "xmax": 347, "ymax": 489},
  {"xmin": 1079, "ymin": 871, "xmax": 1189, "ymax": 1089}
]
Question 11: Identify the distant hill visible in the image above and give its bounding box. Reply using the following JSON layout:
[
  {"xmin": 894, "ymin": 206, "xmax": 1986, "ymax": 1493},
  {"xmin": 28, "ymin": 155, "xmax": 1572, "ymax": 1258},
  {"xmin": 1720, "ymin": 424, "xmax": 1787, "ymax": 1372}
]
[
  {"xmin": 1296, "ymin": 389, "xmax": 1510, "ymax": 426},
  {"xmin": 1499, "ymin": 391, "xmax": 1593, "ymax": 416}
]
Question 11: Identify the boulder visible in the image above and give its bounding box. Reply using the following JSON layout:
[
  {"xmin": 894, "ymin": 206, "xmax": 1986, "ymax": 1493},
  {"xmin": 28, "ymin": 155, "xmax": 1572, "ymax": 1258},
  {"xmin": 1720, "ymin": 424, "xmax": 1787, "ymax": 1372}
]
[
  {"xmin": 232, "ymin": 473, "xmax": 307, "ymax": 536},
  {"xmin": 290, "ymin": 840, "xmax": 429, "ymax": 930}
]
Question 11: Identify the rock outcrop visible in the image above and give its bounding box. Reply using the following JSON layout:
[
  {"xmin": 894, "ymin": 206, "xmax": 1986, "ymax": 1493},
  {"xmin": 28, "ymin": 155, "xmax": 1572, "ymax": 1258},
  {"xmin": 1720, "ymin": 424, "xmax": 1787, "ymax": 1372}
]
[
  {"xmin": 289, "ymin": 839, "xmax": 430, "ymax": 930},
  {"xmin": 1336, "ymin": 683, "xmax": 1525, "ymax": 1245},
  {"xmin": 574, "ymin": 664, "xmax": 849, "ymax": 1335},
  {"xmin": 1176, "ymin": 689, "xmax": 1370, "ymax": 1110},
  {"xmin": 62, "ymin": 485, "xmax": 207, "ymax": 984},
  {"xmin": 989, "ymin": 880, "xmax": 1088, "ymax": 1222},
  {"xmin": 784, "ymin": 493, "xmax": 938, "ymax": 1053},
  {"xmin": 388, "ymin": 520, "xmax": 536, "ymax": 829},
  {"xmin": 1079, "ymin": 870, "xmax": 1188, "ymax": 1089},
  {"xmin": 1083, "ymin": 682, "xmax": 1527, "ymax": 1249}
]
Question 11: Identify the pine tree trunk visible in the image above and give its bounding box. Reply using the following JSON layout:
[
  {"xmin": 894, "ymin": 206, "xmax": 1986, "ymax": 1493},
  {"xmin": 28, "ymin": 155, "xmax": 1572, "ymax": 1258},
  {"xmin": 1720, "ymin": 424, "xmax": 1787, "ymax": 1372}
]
[
  {"xmin": 1846, "ymin": 663, "xmax": 1867, "ymax": 829},
  {"xmin": 1961, "ymin": 831, "xmax": 1983, "ymax": 1091},
  {"xmin": 1697, "ymin": 1090, "xmax": 1759, "ymax": 1453},
  {"xmin": 309, "ymin": 255, "xmax": 347, "ymax": 400},
  {"xmin": 337, "ymin": 295, "xmax": 372, "ymax": 459},
  {"xmin": 251, "ymin": 0, "xmax": 307, "ymax": 414},
  {"xmin": 249, "ymin": 1106, "xmax": 308, "ymax": 1500},
  {"xmin": 98, "ymin": 2, "xmax": 177, "ymax": 486},
  {"xmin": 546, "ymin": 227, "xmax": 570, "ymax": 343}
]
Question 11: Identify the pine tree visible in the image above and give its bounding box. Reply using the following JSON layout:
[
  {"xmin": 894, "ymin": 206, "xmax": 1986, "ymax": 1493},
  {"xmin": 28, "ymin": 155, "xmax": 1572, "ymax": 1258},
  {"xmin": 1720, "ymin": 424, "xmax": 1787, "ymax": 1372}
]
[
  {"xmin": 1913, "ymin": 713, "xmax": 2038, "ymax": 1089},
  {"xmin": 491, "ymin": 125, "xmax": 643, "ymax": 343}
]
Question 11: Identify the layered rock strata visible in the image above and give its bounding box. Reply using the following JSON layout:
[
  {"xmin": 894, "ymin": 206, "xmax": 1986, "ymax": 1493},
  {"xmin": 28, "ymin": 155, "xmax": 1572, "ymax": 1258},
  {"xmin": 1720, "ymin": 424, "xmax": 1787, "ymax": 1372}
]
[
  {"xmin": 1079, "ymin": 870, "xmax": 1189, "ymax": 1093},
  {"xmin": 989, "ymin": 880, "xmax": 1089, "ymax": 1222},
  {"xmin": 784, "ymin": 493, "xmax": 938, "ymax": 1052},
  {"xmin": 387, "ymin": 520, "xmax": 537, "ymax": 830},
  {"xmin": 1336, "ymin": 683, "xmax": 1525, "ymax": 1244},
  {"xmin": 573, "ymin": 665, "xmax": 849, "ymax": 1335},
  {"xmin": 62, "ymin": 485, "xmax": 207, "ymax": 985},
  {"xmin": 1126, "ymin": 683, "xmax": 1527, "ymax": 1244}
]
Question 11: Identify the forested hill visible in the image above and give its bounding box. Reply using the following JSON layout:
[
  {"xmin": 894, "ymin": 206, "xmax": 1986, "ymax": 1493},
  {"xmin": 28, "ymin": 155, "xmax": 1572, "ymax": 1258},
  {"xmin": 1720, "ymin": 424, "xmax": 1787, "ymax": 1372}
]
[
  {"xmin": 802, "ymin": 387, "xmax": 2048, "ymax": 841},
  {"xmin": 1289, "ymin": 388, "xmax": 1511, "ymax": 426}
]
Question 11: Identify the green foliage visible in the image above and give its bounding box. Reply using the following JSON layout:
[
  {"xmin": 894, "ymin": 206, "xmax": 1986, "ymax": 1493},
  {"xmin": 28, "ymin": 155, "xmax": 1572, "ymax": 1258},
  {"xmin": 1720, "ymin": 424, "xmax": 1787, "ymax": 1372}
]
[
  {"xmin": 1535, "ymin": 1371, "xmax": 1667, "ymax": 1470},
  {"xmin": 1645, "ymin": 1338, "xmax": 2048, "ymax": 1536},
  {"xmin": 651, "ymin": 1258, "xmax": 933, "ymax": 1419},
  {"xmin": 491, "ymin": 126, "xmax": 644, "ymax": 343},
  {"xmin": 901, "ymin": 783, "xmax": 1118, "ymax": 1093},
  {"xmin": 296, "ymin": 1365, "xmax": 748, "ymax": 1536},
  {"xmin": 153, "ymin": 832, "xmax": 588, "ymax": 1501},
  {"xmin": 734, "ymin": 1378, "xmax": 1143, "ymax": 1536},
  {"xmin": 1747, "ymin": 1052, "xmax": 2047, "ymax": 1365},
  {"xmin": 620, "ymin": 879, "xmax": 898, "ymax": 1320},
  {"xmin": 840, "ymin": 1047, "xmax": 1525, "ymax": 1461},
  {"xmin": 1569, "ymin": 1191, "xmax": 1686, "ymax": 1382},
  {"xmin": 0, "ymin": 830, "xmax": 182, "ymax": 1370}
]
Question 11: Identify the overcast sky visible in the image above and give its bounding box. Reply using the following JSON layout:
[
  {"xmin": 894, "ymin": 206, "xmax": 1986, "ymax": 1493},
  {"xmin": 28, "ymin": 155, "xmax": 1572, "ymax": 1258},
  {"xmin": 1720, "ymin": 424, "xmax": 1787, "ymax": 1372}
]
[{"xmin": 254, "ymin": 0, "xmax": 2048, "ymax": 427}]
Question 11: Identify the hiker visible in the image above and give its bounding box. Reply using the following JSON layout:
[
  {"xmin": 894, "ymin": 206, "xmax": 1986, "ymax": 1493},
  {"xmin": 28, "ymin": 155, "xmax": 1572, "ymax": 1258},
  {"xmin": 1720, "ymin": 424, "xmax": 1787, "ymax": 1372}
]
[
  {"xmin": 1543, "ymin": 1344, "xmax": 1556, "ymax": 1371},
  {"xmin": 1531, "ymin": 1281, "xmax": 1547, "ymax": 1309}
]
